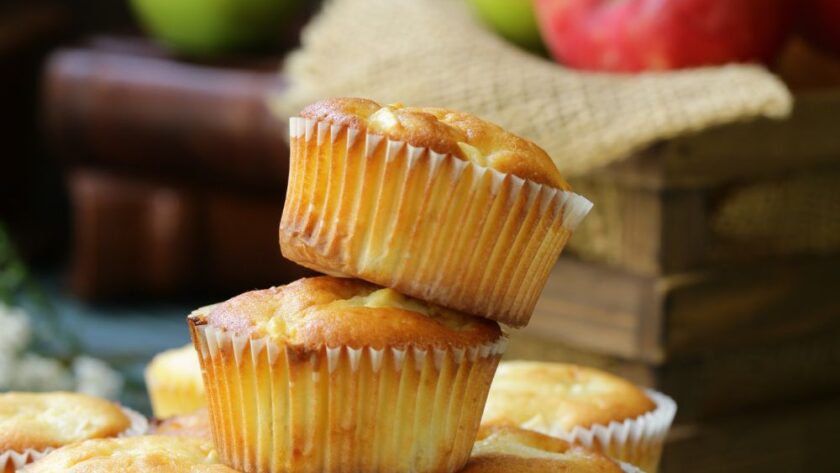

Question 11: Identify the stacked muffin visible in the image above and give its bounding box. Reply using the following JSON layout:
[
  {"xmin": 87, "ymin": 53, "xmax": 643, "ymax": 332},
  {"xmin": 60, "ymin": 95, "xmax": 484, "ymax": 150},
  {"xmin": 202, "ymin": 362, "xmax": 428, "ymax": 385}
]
[
  {"xmin": 280, "ymin": 98, "xmax": 591, "ymax": 327},
  {"xmin": 184, "ymin": 97, "xmax": 594, "ymax": 473},
  {"xmin": 5, "ymin": 98, "xmax": 675, "ymax": 472},
  {"xmin": 4, "ymin": 100, "xmax": 678, "ymax": 472},
  {"xmin": 189, "ymin": 278, "xmax": 504, "ymax": 472}
]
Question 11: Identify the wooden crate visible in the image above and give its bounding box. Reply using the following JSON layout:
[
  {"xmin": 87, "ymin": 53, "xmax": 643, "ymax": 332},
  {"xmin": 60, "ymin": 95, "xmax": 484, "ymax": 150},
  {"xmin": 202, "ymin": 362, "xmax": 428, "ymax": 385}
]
[
  {"xmin": 661, "ymin": 398, "xmax": 840, "ymax": 473},
  {"xmin": 567, "ymin": 91, "xmax": 840, "ymax": 276},
  {"xmin": 526, "ymin": 256, "xmax": 840, "ymax": 363}
]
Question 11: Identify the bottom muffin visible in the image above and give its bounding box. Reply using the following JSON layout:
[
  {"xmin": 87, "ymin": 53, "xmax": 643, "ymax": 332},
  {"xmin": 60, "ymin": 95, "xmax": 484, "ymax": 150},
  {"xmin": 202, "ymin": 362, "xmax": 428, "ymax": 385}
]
[
  {"xmin": 464, "ymin": 426, "xmax": 641, "ymax": 472},
  {"xmin": 20, "ymin": 436, "xmax": 235, "ymax": 472},
  {"xmin": 189, "ymin": 276, "xmax": 506, "ymax": 473}
]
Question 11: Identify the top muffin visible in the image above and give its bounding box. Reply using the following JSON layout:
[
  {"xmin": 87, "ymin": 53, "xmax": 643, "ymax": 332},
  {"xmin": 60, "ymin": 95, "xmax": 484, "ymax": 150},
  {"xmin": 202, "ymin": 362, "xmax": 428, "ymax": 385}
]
[
  {"xmin": 191, "ymin": 276, "xmax": 502, "ymax": 349},
  {"xmin": 300, "ymin": 97, "xmax": 569, "ymax": 189},
  {"xmin": 0, "ymin": 392, "xmax": 131, "ymax": 452},
  {"xmin": 283, "ymin": 99, "xmax": 590, "ymax": 327}
]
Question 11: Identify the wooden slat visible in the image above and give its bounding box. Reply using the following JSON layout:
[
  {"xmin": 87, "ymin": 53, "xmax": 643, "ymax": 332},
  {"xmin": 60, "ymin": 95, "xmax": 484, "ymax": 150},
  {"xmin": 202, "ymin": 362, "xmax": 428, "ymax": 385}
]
[
  {"xmin": 563, "ymin": 90, "xmax": 840, "ymax": 276},
  {"xmin": 594, "ymin": 91, "xmax": 840, "ymax": 191},
  {"xmin": 530, "ymin": 258, "xmax": 660, "ymax": 360},
  {"xmin": 661, "ymin": 398, "xmax": 840, "ymax": 473},
  {"xmin": 664, "ymin": 256, "xmax": 840, "ymax": 355},
  {"xmin": 569, "ymin": 163, "xmax": 840, "ymax": 276},
  {"xmin": 527, "ymin": 256, "xmax": 840, "ymax": 363}
]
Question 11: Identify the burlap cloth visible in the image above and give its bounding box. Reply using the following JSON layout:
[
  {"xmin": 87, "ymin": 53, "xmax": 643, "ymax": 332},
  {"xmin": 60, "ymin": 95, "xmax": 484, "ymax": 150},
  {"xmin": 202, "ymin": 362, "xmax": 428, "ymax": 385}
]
[
  {"xmin": 272, "ymin": 0, "xmax": 840, "ymax": 269},
  {"xmin": 275, "ymin": 0, "xmax": 792, "ymax": 177}
]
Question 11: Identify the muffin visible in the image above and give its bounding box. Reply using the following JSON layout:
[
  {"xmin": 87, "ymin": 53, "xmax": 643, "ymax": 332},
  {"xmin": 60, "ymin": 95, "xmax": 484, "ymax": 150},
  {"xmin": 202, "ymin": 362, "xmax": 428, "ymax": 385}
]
[
  {"xmin": 20, "ymin": 435, "xmax": 236, "ymax": 472},
  {"xmin": 279, "ymin": 98, "xmax": 592, "ymax": 327},
  {"xmin": 151, "ymin": 409, "xmax": 212, "ymax": 441},
  {"xmin": 482, "ymin": 362, "xmax": 676, "ymax": 472},
  {"xmin": 188, "ymin": 276, "xmax": 506, "ymax": 473},
  {"xmin": 0, "ymin": 392, "xmax": 148, "ymax": 472},
  {"xmin": 145, "ymin": 344, "xmax": 206, "ymax": 418},
  {"xmin": 463, "ymin": 426, "xmax": 640, "ymax": 473}
]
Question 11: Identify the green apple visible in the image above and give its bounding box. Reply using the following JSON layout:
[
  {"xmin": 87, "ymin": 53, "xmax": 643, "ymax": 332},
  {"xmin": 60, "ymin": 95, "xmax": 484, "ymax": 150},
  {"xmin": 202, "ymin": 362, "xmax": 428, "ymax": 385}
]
[
  {"xmin": 131, "ymin": 0, "xmax": 297, "ymax": 57},
  {"xmin": 467, "ymin": 0, "xmax": 545, "ymax": 52}
]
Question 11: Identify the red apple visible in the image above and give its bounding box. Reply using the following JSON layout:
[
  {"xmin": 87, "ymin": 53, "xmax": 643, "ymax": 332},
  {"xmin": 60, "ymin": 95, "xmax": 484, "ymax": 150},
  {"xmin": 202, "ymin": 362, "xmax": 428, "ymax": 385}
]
[
  {"xmin": 799, "ymin": 0, "xmax": 840, "ymax": 57},
  {"xmin": 534, "ymin": 0, "xmax": 795, "ymax": 72}
]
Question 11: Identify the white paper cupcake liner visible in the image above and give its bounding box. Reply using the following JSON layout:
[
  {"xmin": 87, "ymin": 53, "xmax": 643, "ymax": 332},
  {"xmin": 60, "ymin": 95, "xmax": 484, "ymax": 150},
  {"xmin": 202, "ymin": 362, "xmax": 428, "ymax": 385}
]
[
  {"xmin": 620, "ymin": 461, "xmax": 647, "ymax": 473},
  {"xmin": 0, "ymin": 448, "xmax": 52, "ymax": 473},
  {"xmin": 280, "ymin": 117, "xmax": 593, "ymax": 327},
  {"xmin": 119, "ymin": 406, "xmax": 150, "ymax": 438},
  {"xmin": 190, "ymin": 319, "xmax": 506, "ymax": 473},
  {"xmin": 0, "ymin": 405, "xmax": 147, "ymax": 471},
  {"xmin": 526, "ymin": 389, "xmax": 675, "ymax": 473}
]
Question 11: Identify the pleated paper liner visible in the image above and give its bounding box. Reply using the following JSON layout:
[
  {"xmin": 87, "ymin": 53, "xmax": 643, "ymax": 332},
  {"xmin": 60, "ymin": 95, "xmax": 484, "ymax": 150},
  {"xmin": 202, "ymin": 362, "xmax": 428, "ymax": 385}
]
[
  {"xmin": 280, "ymin": 117, "xmax": 593, "ymax": 327},
  {"xmin": 119, "ymin": 407, "xmax": 150, "ymax": 437},
  {"xmin": 512, "ymin": 389, "xmax": 676, "ymax": 473},
  {"xmin": 619, "ymin": 461, "xmax": 646, "ymax": 473},
  {"xmin": 1, "ymin": 448, "xmax": 49, "ymax": 473},
  {"xmin": 188, "ymin": 317, "xmax": 506, "ymax": 473},
  {"xmin": 0, "ymin": 406, "xmax": 148, "ymax": 472}
]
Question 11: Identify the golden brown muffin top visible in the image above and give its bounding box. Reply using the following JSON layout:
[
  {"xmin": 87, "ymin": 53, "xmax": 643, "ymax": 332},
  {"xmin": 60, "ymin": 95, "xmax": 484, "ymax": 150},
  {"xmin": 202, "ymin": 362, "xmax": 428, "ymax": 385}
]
[
  {"xmin": 145, "ymin": 345, "xmax": 203, "ymax": 390},
  {"xmin": 300, "ymin": 97, "xmax": 570, "ymax": 189},
  {"xmin": 151, "ymin": 410, "xmax": 212, "ymax": 441},
  {"xmin": 21, "ymin": 435, "xmax": 236, "ymax": 473},
  {"xmin": 482, "ymin": 362, "xmax": 655, "ymax": 432},
  {"xmin": 0, "ymin": 392, "xmax": 131, "ymax": 452},
  {"xmin": 462, "ymin": 426, "xmax": 624, "ymax": 473},
  {"xmin": 191, "ymin": 276, "xmax": 502, "ymax": 350}
]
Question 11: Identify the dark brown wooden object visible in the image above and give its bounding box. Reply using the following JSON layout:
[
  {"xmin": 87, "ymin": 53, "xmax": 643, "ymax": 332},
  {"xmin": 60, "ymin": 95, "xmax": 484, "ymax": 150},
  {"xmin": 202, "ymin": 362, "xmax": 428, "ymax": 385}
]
[
  {"xmin": 1, "ymin": 2, "xmax": 74, "ymax": 261},
  {"xmin": 568, "ymin": 91, "xmax": 840, "ymax": 276},
  {"xmin": 67, "ymin": 170, "xmax": 310, "ymax": 298},
  {"xmin": 42, "ymin": 38, "xmax": 306, "ymax": 297},
  {"xmin": 527, "ymin": 256, "xmax": 840, "ymax": 364},
  {"xmin": 661, "ymin": 397, "xmax": 840, "ymax": 473},
  {"xmin": 44, "ymin": 41, "xmax": 289, "ymax": 191}
]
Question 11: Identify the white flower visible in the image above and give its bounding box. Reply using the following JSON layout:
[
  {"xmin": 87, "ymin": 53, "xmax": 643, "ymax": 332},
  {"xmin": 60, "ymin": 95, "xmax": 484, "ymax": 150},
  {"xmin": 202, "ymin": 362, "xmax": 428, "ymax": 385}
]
[
  {"xmin": 73, "ymin": 356, "xmax": 123, "ymax": 400},
  {"xmin": 0, "ymin": 305, "xmax": 124, "ymax": 400},
  {"xmin": 0, "ymin": 351, "xmax": 14, "ymax": 390},
  {"xmin": 12, "ymin": 353, "xmax": 74, "ymax": 391},
  {"xmin": 0, "ymin": 304, "xmax": 32, "ymax": 356}
]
